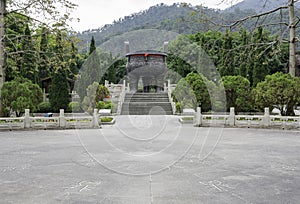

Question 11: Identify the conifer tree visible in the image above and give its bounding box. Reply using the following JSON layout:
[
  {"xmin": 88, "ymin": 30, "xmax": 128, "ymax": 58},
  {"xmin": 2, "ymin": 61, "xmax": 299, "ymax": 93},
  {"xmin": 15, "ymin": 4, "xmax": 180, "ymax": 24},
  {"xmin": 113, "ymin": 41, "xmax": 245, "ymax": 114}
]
[
  {"xmin": 89, "ymin": 36, "xmax": 96, "ymax": 55},
  {"xmin": 21, "ymin": 24, "xmax": 38, "ymax": 83}
]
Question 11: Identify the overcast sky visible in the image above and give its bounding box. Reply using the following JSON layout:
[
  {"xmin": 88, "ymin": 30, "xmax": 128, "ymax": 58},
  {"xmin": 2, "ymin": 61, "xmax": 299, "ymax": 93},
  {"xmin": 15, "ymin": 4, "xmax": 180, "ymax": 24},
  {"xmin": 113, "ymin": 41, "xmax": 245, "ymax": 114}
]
[{"xmin": 69, "ymin": 0, "xmax": 242, "ymax": 32}]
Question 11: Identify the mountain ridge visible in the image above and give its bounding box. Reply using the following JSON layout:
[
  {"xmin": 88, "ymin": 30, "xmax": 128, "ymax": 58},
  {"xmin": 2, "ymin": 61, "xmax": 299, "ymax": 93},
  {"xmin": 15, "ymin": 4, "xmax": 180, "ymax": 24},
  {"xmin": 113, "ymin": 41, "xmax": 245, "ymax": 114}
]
[{"xmin": 76, "ymin": 0, "xmax": 298, "ymax": 51}]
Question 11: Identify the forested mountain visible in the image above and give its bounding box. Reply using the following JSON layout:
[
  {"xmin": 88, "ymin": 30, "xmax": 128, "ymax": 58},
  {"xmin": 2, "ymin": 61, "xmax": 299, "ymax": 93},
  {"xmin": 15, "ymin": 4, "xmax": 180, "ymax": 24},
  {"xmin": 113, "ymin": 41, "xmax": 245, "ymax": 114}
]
[
  {"xmin": 76, "ymin": 1, "xmax": 299, "ymax": 51},
  {"xmin": 224, "ymin": 0, "xmax": 300, "ymax": 13}
]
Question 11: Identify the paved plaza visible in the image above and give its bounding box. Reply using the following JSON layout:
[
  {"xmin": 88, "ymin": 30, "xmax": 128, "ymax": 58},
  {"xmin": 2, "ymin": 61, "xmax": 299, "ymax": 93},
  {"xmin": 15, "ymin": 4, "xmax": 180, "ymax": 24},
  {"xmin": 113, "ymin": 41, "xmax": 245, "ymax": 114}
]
[{"xmin": 0, "ymin": 115, "xmax": 300, "ymax": 203}]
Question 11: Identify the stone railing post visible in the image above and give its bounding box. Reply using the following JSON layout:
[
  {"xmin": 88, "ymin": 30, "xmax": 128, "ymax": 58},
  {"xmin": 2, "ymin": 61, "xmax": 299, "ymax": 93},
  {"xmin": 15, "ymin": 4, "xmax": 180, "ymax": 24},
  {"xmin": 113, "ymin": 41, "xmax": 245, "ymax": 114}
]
[
  {"xmin": 105, "ymin": 80, "xmax": 109, "ymax": 88},
  {"xmin": 93, "ymin": 109, "xmax": 100, "ymax": 128},
  {"xmin": 59, "ymin": 109, "xmax": 66, "ymax": 128},
  {"xmin": 194, "ymin": 107, "xmax": 202, "ymax": 127},
  {"xmin": 127, "ymin": 83, "xmax": 130, "ymax": 93},
  {"xmin": 263, "ymin": 107, "xmax": 270, "ymax": 127},
  {"xmin": 229, "ymin": 107, "xmax": 235, "ymax": 127},
  {"xmin": 24, "ymin": 109, "xmax": 31, "ymax": 128}
]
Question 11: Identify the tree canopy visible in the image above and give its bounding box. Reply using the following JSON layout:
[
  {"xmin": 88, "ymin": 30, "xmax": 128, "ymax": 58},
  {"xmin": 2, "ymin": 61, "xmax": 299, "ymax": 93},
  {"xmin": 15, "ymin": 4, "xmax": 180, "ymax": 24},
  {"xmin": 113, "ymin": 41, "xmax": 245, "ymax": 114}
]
[{"xmin": 1, "ymin": 78, "xmax": 43, "ymax": 116}]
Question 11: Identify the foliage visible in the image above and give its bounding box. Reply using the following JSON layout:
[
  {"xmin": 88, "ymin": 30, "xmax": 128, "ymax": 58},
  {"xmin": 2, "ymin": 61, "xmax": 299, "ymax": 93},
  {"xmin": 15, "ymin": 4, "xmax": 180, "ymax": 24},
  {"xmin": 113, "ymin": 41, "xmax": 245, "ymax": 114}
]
[
  {"xmin": 188, "ymin": 28, "xmax": 288, "ymax": 86},
  {"xmin": 254, "ymin": 72, "xmax": 300, "ymax": 116},
  {"xmin": 185, "ymin": 72, "xmax": 213, "ymax": 112},
  {"xmin": 1, "ymin": 78, "xmax": 43, "ymax": 116},
  {"xmin": 81, "ymin": 82, "xmax": 99, "ymax": 114},
  {"xmin": 37, "ymin": 102, "xmax": 52, "ymax": 113},
  {"xmin": 49, "ymin": 70, "xmax": 70, "ymax": 112},
  {"xmin": 172, "ymin": 78, "xmax": 197, "ymax": 111},
  {"xmin": 221, "ymin": 75, "xmax": 252, "ymax": 113},
  {"xmin": 100, "ymin": 117, "xmax": 114, "ymax": 123},
  {"xmin": 100, "ymin": 58, "xmax": 127, "ymax": 84},
  {"xmin": 75, "ymin": 48, "xmax": 114, "ymax": 99},
  {"xmin": 95, "ymin": 85, "xmax": 110, "ymax": 102},
  {"xmin": 175, "ymin": 102, "xmax": 183, "ymax": 113},
  {"xmin": 96, "ymin": 101, "xmax": 114, "ymax": 110},
  {"xmin": 68, "ymin": 102, "xmax": 81, "ymax": 113},
  {"xmin": 89, "ymin": 36, "xmax": 96, "ymax": 55}
]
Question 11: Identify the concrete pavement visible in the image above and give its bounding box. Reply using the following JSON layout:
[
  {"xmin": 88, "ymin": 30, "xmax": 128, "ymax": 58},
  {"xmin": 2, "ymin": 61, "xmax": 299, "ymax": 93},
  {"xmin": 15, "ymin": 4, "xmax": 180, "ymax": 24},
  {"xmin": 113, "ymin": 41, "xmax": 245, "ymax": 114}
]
[{"xmin": 0, "ymin": 115, "xmax": 299, "ymax": 203}]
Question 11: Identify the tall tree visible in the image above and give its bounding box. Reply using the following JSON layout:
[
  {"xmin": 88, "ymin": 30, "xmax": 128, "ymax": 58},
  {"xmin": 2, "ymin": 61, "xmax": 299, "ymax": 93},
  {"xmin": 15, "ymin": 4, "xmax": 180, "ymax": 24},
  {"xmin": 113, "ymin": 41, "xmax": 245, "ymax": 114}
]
[
  {"xmin": 89, "ymin": 36, "xmax": 96, "ymax": 55},
  {"xmin": 288, "ymin": 0, "xmax": 296, "ymax": 77},
  {"xmin": 39, "ymin": 26, "xmax": 50, "ymax": 84},
  {"xmin": 49, "ymin": 70, "xmax": 69, "ymax": 112},
  {"xmin": 49, "ymin": 30, "xmax": 70, "ymax": 112},
  {"xmin": 21, "ymin": 24, "xmax": 38, "ymax": 83},
  {"xmin": 0, "ymin": 0, "xmax": 6, "ymax": 115}
]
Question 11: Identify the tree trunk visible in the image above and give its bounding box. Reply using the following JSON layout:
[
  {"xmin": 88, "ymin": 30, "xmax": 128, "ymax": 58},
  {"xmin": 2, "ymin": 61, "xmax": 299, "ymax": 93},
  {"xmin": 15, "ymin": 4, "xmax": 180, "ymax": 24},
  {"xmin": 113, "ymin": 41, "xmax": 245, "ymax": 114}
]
[
  {"xmin": 0, "ymin": 0, "xmax": 6, "ymax": 116},
  {"xmin": 289, "ymin": 0, "xmax": 296, "ymax": 77}
]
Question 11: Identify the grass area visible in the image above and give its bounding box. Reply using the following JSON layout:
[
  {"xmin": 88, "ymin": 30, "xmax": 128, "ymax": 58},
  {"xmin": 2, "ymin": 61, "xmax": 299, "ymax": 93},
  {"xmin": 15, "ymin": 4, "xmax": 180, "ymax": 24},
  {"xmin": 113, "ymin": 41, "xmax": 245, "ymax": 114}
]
[
  {"xmin": 100, "ymin": 117, "xmax": 114, "ymax": 123},
  {"xmin": 181, "ymin": 117, "xmax": 194, "ymax": 121}
]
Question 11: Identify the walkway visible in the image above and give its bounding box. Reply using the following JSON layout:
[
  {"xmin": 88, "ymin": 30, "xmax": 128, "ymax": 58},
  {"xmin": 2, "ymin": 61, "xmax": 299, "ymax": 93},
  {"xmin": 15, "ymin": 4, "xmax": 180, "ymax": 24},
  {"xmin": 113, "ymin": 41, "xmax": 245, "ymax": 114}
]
[{"xmin": 0, "ymin": 115, "xmax": 299, "ymax": 203}]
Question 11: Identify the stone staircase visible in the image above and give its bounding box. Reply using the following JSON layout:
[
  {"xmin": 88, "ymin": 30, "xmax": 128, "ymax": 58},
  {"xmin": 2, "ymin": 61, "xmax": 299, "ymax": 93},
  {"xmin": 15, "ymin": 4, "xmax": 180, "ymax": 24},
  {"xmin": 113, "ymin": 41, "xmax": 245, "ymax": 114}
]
[{"xmin": 121, "ymin": 93, "xmax": 173, "ymax": 115}]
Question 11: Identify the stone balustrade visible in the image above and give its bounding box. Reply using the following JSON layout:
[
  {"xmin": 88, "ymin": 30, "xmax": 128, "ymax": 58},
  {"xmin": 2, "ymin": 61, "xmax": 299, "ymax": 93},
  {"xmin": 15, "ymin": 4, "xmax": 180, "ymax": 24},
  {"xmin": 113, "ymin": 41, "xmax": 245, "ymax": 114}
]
[
  {"xmin": 0, "ymin": 109, "xmax": 100, "ymax": 131},
  {"xmin": 193, "ymin": 107, "xmax": 300, "ymax": 129}
]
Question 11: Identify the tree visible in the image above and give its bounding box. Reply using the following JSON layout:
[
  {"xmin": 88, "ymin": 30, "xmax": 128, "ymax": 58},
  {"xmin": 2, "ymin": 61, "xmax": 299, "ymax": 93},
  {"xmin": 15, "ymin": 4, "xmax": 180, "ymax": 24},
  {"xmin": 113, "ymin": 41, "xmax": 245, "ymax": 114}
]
[
  {"xmin": 95, "ymin": 84, "xmax": 110, "ymax": 102},
  {"xmin": 1, "ymin": 77, "xmax": 43, "ymax": 116},
  {"xmin": 89, "ymin": 36, "xmax": 96, "ymax": 55},
  {"xmin": 49, "ymin": 70, "xmax": 70, "ymax": 112},
  {"xmin": 49, "ymin": 30, "xmax": 70, "ymax": 112},
  {"xmin": 82, "ymin": 82, "xmax": 99, "ymax": 114},
  {"xmin": 172, "ymin": 72, "xmax": 213, "ymax": 112},
  {"xmin": 21, "ymin": 24, "xmax": 38, "ymax": 83},
  {"xmin": 222, "ymin": 75, "xmax": 252, "ymax": 113},
  {"xmin": 254, "ymin": 72, "xmax": 299, "ymax": 116},
  {"xmin": 219, "ymin": 0, "xmax": 298, "ymax": 77},
  {"xmin": 288, "ymin": 0, "xmax": 296, "ymax": 77},
  {"xmin": 0, "ymin": 0, "xmax": 77, "ymax": 115},
  {"xmin": 75, "ymin": 48, "xmax": 113, "ymax": 99}
]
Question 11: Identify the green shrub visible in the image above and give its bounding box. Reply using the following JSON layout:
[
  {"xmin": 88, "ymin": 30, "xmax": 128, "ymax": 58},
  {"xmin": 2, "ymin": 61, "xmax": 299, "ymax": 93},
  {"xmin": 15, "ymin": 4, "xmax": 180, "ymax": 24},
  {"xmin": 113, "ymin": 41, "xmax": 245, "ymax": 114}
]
[
  {"xmin": 96, "ymin": 101, "xmax": 113, "ymax": 110},
  {"xmin": 104, "ymin": 101, "xmax": 114, "ymax": 109},
  {"xmin": 68, "ymin": 102, "xmax": 81, "ymax": 113},
  {"xmin": 176, "ymin": 102, "xmax": 182, "ymax": 113},
  {"xmin": 96, "ymin": 101, "xmax": 106, "ymax": 109},
  {"xmin": 100, "ymin": 117, "xmax": 113, "ymax": 122},
  {"xmin": 38, "ymin": 102, "xmax": 52, "ymax": 113}
]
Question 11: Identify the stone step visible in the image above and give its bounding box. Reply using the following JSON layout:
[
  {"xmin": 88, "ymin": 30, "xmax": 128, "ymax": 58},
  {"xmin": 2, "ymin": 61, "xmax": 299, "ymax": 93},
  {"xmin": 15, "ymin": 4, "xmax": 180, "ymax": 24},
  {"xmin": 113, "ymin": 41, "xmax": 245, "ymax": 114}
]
[
  {"xmin": 124, "ymin": 98, "xmax": 170, "ymax": 102},
  {"xmin": 125, "ymin": 94, "xmax": 169, "ymax": 97},
  {"xmin": 121, "ymin": 92, "xmax": 173, "ymax": 115},
  {"xmin": 120, "ymin": 111, "xmax": 173, "ymax": 115}
]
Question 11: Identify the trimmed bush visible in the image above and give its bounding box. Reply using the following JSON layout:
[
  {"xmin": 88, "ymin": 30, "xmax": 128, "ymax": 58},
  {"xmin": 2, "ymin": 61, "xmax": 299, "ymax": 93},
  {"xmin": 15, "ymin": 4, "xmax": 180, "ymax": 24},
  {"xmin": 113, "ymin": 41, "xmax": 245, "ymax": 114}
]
[
  {"xmin": 68, "ymin": 102, "xmax": 81, "ymax": 113},
  {"xmin": 38, "ymin": 102, "xmax": 52, "ymax": 113}
]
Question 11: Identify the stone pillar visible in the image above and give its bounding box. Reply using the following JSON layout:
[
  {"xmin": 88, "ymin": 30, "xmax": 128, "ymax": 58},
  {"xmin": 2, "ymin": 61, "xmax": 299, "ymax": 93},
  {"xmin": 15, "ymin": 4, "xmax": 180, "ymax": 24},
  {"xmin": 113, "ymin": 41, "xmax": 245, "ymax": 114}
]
[
  {"xmin": 229, "ymin": 107, "xmax": 235, "ymax": 127},
  {"xmin": 93, "ymin": 109, "xmax": 100, "ymax": 128},
  {"xmin": 127, "ymin": 82, "xmax": 130, "ymax": 92},
  {"xmin": 125, "ymin": 41, "xmax": 130, "ymax": 54},
  {"xmin": 123, "ymin": 80, "xmax": 126, "ymax": 90},
  {"xmin": 128, "ymin": 73, "xmax": 138, "ymax": 93},
  {"xmin": 194, "ymin": 107, "xmax": 202, "ymax": 127},
  {"xmin": 43, "ymin": 88, "xmax": 46, "ymax": 102},
  {"xmin": 263, "ymin": 107, "xmax": 270, "ymax": 127},
  {"xmin": 24, "ymin": 109, "xmax": 31, "ymax": 128},
  {"xmin": 59, "ymin": 109, "xmax": 66, "ymax": 128},
  {"xmin": 164, "ymin": 42, "xmax": 169, "ymax": 53},
  {"xmin": 105, "ymin": 80, "xmax": 109, "ymax": 88}
]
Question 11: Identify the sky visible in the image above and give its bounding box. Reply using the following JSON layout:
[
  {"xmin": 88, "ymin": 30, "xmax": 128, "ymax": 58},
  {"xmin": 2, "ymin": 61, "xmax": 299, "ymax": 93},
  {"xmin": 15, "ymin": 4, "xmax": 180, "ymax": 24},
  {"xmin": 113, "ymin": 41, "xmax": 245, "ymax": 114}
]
[{"xmin": 69, "ymin": 0, "xmax": 242, "ymax": 32}]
